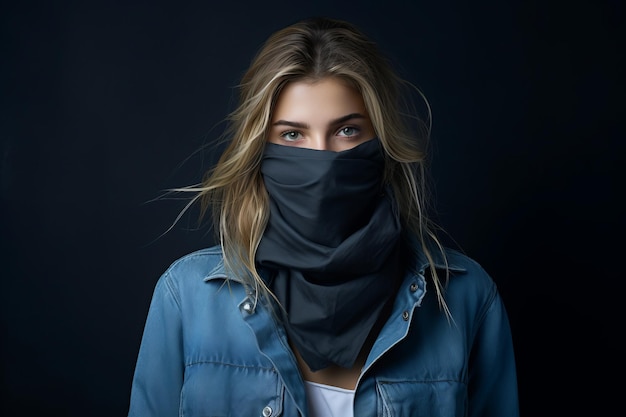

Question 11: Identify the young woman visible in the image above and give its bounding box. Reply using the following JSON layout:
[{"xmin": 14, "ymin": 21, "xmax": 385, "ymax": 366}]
[{"xmin": 128, "ymin": 17, "xmax": 519, "ymax": 417}]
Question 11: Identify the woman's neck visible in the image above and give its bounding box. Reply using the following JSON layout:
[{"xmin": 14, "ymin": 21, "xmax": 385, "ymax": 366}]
[{"xmin": 292, "ymin": 342, "xmax": 366, "ymax": 390}]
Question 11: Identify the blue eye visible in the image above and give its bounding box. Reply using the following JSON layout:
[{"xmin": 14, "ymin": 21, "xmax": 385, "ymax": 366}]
[
  {"xmin": 338, "ymin": 127, "xmax": 359, "ymax": 137},
  {"xmin": 280, "ymin": 131, "xmax": 302, "ymax": 141}
]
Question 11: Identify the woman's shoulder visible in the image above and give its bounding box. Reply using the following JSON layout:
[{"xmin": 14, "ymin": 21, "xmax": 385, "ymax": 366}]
[
  {"xmin": 404, "ymin": 233, "xmax": 499, "ymax": 304},
  {"xmin": 166, "ymin": 245, "xmax": 224, "ymax": 272},
  {"xmin": 442, "ymin": 247, "xmax": 492, "ymax": 279},
  {"xmin": 438, "ymin": 247, "xmax": 501, "ymax": 314},
  {"xmin": 408, "ymin": 237, "xmax": 492, "ymax": 283},
  {"xmin": 157, "ymin": 245, "xmax": 228, "ymax": 290}
]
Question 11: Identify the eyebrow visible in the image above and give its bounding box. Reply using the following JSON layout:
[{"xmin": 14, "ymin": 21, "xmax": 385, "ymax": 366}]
[{"xmin": 272, "ymin": 113, "xmax": 367, "ymax": 129}]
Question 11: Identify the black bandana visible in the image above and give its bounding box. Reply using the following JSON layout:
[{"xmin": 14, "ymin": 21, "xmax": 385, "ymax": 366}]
[{"xmin": 256, "ymin": 138, "xmax": 403, "ymax": 371}]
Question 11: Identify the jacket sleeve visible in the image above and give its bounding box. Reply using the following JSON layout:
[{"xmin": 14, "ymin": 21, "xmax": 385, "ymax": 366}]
[
  {"xmin": 128, "ymin": 272, "xmax": 184, "ymax": 417},
  {"xmin": 468, "ymin": 287, "xmax": 520, "ymax": 417}
]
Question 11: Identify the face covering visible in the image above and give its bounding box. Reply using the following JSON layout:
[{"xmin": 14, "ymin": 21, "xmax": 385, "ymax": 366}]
[{"xmin": 255, "ymin": 138, "xmax": 403, "ymax": 371}]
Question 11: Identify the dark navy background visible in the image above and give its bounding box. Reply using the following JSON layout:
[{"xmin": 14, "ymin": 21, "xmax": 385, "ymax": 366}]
[{"xmin": 1, "ymin": 0, "xmax": 623, "ymax": 415}]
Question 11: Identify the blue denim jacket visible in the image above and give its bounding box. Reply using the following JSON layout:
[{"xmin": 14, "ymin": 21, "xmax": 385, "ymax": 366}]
[{"xmin": 128, "ymin": 243, "xmax": 519, "ymax": 417}]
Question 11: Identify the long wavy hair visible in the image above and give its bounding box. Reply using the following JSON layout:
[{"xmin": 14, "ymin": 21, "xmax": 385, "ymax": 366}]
[{"xmin": 178, "ymin": 17, "xmax": 450, "ymax": 313}]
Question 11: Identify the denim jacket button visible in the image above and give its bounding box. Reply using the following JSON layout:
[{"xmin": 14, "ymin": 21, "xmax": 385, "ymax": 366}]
[
  {"xmin": 402, "ymin": 310, "xmax": 410, "ymax": 321},
  {"xmin": 409, "ymin": 283, "xmax": 418, "ymax": 292},
  {"xmin": 262, "ymin": 405, "xmax": 273, "ymax": 417},
  {"xmin": 242, "ymin": 302, "xmax": 254, "ymax": 313}
]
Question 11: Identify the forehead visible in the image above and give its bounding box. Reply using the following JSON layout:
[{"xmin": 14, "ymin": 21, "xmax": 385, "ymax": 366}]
[{"xmin": 272, "ymin": 77, "xmax": 367, "ymax": 121}]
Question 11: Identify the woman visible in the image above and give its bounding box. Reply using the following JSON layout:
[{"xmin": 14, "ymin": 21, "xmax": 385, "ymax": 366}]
[{"xmin": 128, "ymin": 17, "xmax": 519, "ymax": 417}]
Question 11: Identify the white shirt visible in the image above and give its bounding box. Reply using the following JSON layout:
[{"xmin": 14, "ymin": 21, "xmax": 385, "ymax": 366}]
[{"xmin": 304, "ymin": 381, "xmax": 355, "ymax": 417}]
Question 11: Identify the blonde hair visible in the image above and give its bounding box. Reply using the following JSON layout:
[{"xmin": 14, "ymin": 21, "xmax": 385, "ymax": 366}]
[{"xmin": 179, "ymin": 17, "xmax": 450, "ymax": 314}]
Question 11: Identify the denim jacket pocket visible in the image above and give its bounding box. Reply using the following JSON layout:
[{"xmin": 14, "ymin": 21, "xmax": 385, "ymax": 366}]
[
  {"xmin": 376, "ymin": 379, "xmax": 467, "ymax": 417},
  {"xmin": 180, "ymin": 361, "xmax": 283, "ymax": 417}
]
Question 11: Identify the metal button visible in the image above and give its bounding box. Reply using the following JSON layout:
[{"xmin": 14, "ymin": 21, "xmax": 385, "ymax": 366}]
[
  {"xmin": 262, "ymin": 406, "xmax": 273, "ymax": 417},
  {"xmin": 242, "ymin": 302, "xmax": 254, "ymax": 313},
  {"xmin": 409, "ymin": 283, "xmax": 418, "ymax": 292},
  {"xmin": 402, "ymin": 310, "xmax": 409, "ymax": 321}
]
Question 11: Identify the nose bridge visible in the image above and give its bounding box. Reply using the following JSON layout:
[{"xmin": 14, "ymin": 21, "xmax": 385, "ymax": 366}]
[{"xmin": 310, "ymin": 132, "xmax": 330, "ymax": 151}]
